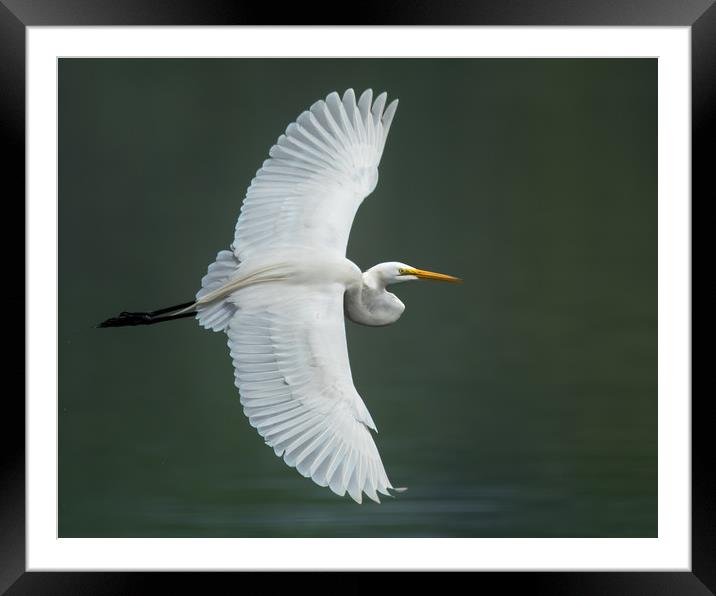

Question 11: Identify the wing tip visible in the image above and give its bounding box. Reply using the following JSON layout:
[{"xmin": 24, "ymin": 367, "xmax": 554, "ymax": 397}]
[{"xmin": 384, "ymin": 98, "xmax": 399, "ymax": 118}]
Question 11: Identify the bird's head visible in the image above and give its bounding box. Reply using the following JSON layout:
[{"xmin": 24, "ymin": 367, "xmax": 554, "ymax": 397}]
[{"xmin": 367, "ymin": 262, "xmax": 463, "ymax": 286}]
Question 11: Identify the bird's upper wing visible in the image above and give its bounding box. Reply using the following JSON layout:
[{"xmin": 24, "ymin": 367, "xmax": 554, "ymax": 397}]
[
  {"xmin": 232, "ymin": 89, "xmax": 398, "ymax": 260},
  {"xmin": 228, "ymin": 281, "xmax": 394, "ymax": 503}
]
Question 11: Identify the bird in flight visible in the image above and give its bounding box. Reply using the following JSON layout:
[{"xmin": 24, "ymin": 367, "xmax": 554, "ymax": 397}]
[{"xmin": 99, "ymin": 89, "xmax": 461, "ymax": 503}]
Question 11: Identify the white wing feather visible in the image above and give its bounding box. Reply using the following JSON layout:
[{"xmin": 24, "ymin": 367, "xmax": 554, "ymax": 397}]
[
  {"xmin": 228, "ymin": 282, "xmax": 394, "ymax": 503},
  {"xmin": 232, "ymin": 88, "xmax": 398, "ymax": 259}
]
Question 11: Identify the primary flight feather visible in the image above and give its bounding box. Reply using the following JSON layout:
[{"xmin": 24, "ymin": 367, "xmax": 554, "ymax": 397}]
[{"xmin": 99, "ymin": 88, "xmax": 461, "ymax": 504}]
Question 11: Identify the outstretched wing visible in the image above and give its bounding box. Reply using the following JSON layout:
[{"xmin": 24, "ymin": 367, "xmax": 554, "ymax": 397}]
[
  {"xmin": 232, "ymin": 89, "xmax": 398, "ymax": 260},
  {"xmin": 228, "ymin": 282, "xmax": 394, "ymax": 503}
]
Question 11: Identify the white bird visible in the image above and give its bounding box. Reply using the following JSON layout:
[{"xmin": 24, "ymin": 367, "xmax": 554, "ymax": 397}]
[{"xmin": 99, "ymin": 89, "xmax": 461, "ymax": 504}]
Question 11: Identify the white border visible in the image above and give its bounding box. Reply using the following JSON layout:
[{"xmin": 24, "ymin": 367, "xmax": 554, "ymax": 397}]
[{"xmin": 27, "ymin": 27, "xmax": 691, "ymax": 570}]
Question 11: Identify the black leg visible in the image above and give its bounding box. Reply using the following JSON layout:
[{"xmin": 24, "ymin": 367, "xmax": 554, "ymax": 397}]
[
  {"xmin": 147, "ymin": 301, "xmax": 196, "ymax": 316},
  {"xmin": 96, "ymin": 302, "xmax": 196, "ymax": 328}
]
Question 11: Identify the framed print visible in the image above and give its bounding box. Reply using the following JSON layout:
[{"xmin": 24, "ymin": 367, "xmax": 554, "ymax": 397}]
[{"xmin": 5, "ymin": 0, "xmax": 707, "ymax": 592}]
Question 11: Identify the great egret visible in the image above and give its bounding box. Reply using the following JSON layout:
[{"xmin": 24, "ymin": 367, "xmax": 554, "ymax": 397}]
[{"xmin": 100, "ymin": 89, "xmax": 461, "ymax": 504}]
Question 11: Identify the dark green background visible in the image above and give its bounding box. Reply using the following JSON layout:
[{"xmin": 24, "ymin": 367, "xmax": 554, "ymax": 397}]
[{"xmin": 59, "ymin": 58, "xmax": 656, "ymax": 537}]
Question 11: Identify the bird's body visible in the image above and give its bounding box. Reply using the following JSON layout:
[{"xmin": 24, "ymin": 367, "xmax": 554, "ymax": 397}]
[{"xmin": 100, "ymin": 89, "xmax": 460, "ymax": 504}]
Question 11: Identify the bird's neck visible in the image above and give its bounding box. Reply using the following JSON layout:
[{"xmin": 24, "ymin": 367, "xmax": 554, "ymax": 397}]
[{"xmin": 361, "ymin": 269, "xmax": 387, "ymax": 291}]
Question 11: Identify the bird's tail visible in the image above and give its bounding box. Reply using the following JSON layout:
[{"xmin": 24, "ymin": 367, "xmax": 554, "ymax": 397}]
[
  {"xmin": 193, "ymin": 249, "xmax": 241, "ymax": 332},
  {"xmin": 193, "ymin": 252, "xmax": 294, "ymax": 331}
]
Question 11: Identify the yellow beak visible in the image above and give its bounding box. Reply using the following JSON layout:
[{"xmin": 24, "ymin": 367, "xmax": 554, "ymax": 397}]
[{"xmin": 403, "ymin": 267, "xmax": 462, "ymax": 283}]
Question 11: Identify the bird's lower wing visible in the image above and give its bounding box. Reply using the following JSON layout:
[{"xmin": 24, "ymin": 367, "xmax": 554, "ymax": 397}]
[{"xmin": 227, "ymin": 282, "xmax": 393, "ymax": 503}]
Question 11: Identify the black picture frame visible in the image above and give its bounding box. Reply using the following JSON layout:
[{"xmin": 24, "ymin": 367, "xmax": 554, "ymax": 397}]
[{"xmin": 4, "ymin": 0, "xmax": 706, "ymax": 592}]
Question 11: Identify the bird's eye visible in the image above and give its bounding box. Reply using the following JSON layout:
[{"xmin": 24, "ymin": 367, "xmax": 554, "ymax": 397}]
[{"xmin": 398, "ymin": 268, "xmax": 406, "ymax": 275}]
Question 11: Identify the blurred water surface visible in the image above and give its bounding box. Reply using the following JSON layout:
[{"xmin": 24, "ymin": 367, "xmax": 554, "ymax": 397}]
[{"xmin": 59, "ymin": 58, "xmax": 656, "ymax": 537}]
